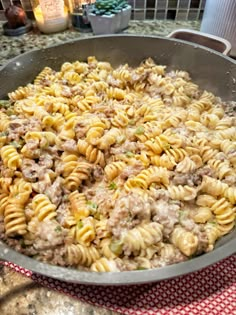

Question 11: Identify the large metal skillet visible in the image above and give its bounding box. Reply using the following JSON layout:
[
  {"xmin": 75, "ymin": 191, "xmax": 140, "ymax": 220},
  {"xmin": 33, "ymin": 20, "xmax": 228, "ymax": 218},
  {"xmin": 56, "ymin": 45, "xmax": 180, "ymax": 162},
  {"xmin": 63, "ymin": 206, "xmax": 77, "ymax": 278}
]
[{"xmin": 0, "ymin": 35, "xmax": 235, "ymax": 285}]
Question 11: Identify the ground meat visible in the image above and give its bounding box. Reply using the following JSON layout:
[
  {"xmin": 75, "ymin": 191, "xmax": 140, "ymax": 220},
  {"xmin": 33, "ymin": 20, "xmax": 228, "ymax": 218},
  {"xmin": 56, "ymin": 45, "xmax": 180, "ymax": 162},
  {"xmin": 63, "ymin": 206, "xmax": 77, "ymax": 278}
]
[
  {"xmin": 61, "ymin": 86, "xmax": 72, "ymax": 98},
  {"xmin": 33, "ymin": 220, "xmax": 67, "ymax": 251},
  {"xmin": 166, "ymin": 70, "xmax": 190, "ymax": 81},
  {"xmin": 56, "ymin": 202, "xmax": 69, "ymax": 225},
  {"xmin": 37, "ymin": 246, "xmax": 67, "ymax": 266},
  {"xmin": 195, "ymin": 228, "xmax": 209, "ymax": 254},
  {"xmin": 130, "ymin": 70, "xmax": 150, "ymax": 84},
  {"xmin": 223, "ymin": 175, "xmax": 236, "ymax": 185},
  {"xmin": 31, "ymin": 174, "xmax": 51, "ymax": 193},
  {"xmin": 21, "ymin": 140, "xmax": 41, "ymax": 159},
  {"xmin": 110, "ymin": 140, "xmax": 140, "ymax": 155},
  {"xmin": 61, "ymin": 139, "xmax": 77, "ymax": 153},
  {"xmin": 106, "ymin": 75, "xmax": 122, "ymax": 88},
  {"xmin": 84, "ymin": 186, "xmax": 115, "ymax": 218},
  {"xmin": 92, "ymin": 165, "xmax": 104, "ymax": 181},
  {"xmin": 21, "ymin": 245, "xmax": 38, "ymax": 257},
  {"xmin": 22, "ymin": 159, "xmax": 46, "ymax": 182},
  {"xmin": 151, "ymin": 244, "xmax": 187, "ymax": 268},
  {"xmin": 222, "ymin": 101, "xmax": 236, "ymax": 117},
  {"xmin": 116, "ymin": 257, "xmax": 138, "ymax": 271},
  {"xmin": 179, "ymin": 210, "xmax": 208, "ymax": 254},
  {"xmin": 129, "ymin": 193, "xmax": 153, "ymax": 221},
  {"xmin": 7, "ymin": 118, "xmax": 41, "ymax": 141},
  {"xmin": 171, "ymin": 173, "xmax": 202, "ymax": 187},
  {"xmin": 195, "ymin": 166, "xmax": 214, "ymax": 179},
  {"xmin": 0, "ymin": 162, "xmax": 14, "ymax": 178},
  {"xmin": 38, "ymin": 153, "xmax": 54, "ymax": 169},
  {"xmin": 74, "ymin": 122, "xmax": 88, "ymax": 139},
  {"xmin": 91, "ymin": 103, "xmax": 115, "ymax": 118},
  {"xmin": 172, "ymin": 167, "xmax": 212, "ymax": 187},
  {"xmin": 172, "ymin": 173, "xmax": 190, "ymax": 186},
  {"xmin": 120, "ymin": 162, "xmax": 144, "ymax": 180},
  {"xmin": 24, "ymin": 203, "xmax": 34, "ymax": 222},
  {"xmin": 46, "ymin": 177, "xmax": 64, "ymax": 206},
  {"xmin": 149, "ymin": 188, "xmax": 169, "ymax": 201},
  {"xmin": 152, "ymin": 199, "xmax": 179, "ymax": 237},
  {"xmin": 108, "ymin": 192, "xmax": 152, "ymax": 237},
  {"xmin": 172, "ymin": 126, "xmax": 191, "ymax": 139},
  {"xmin": 84, "ymin": 188, "xmax": 96, "ymax": 199},
  {"xmin": 215, "ymin": 152, "xmax": 228, "ymax": 161}
]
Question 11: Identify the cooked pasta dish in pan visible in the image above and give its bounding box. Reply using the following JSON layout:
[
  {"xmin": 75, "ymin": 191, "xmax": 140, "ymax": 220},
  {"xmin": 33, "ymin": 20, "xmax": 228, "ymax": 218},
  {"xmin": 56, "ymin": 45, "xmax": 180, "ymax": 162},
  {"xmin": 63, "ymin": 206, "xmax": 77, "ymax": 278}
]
[{"xmin": 0, "ymin": 57, "xmax": 235, "ymax": 272}]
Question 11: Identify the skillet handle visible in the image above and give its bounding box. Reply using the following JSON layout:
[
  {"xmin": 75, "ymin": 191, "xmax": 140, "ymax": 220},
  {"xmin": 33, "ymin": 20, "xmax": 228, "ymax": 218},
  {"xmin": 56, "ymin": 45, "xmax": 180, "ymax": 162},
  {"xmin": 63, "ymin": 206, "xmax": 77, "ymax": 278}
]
[{"xmin": 167, "ymin": 29, "xmax": 232, "ymax": 56}]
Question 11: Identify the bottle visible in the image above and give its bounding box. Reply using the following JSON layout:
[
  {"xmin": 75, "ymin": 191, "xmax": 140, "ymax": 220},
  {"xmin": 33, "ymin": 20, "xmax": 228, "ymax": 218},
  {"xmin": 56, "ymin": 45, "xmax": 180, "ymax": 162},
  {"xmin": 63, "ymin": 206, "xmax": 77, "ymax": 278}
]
[
  {"xmin": 30, "ymin": 0, "xmax": 69, "ymax": 34},
  {"xmin": 71, "ymin": 0, "xmax": 93, "ymax": 33}
]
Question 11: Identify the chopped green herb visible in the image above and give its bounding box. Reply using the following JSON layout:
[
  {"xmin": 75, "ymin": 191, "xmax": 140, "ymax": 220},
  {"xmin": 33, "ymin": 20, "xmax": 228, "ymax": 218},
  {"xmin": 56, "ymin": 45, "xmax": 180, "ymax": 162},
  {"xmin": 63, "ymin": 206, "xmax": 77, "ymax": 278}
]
[
  {"xmin": 0, "ymin": 100, "xmax": 11, "ymax": 108},
  {"xmin": 109, "ymin": 240, "xmax": 123, "ymax": 255},
  {"xmin": 10, "ymin": 141, "xmax": 22, "ymax": 149},
  {"xmin": 77, "ymin": 221, "xmax": 83, "ymax": 229},
  {"xmin": 126, "ymin": 151, "xmax": 135, "ymax": 158},
  {"xmin": 0, "ymin": 131, "xmax": 8, "ymax": 137},
  {"xmin": 87, "ymin": 201, "xmax": 99, "ymax": 218},
  {"xmin": 135, "ymin": 126, "xmax": 144, "ymax": 135},
  {"xmin": 128, "ymin": 119, "xmax": 135, "ymax": 125},
  {"xmin": 86, "ymin": 201, "xmax": 98, "ymax": 209},
  {"xmin": 136, "ymin": 267, "xmax": 147, "ymax": 270},
  {"xmin": 6, "ymin": 109, "xmax": 14, "ymax": 116},
  {"xmin": 109, "ymin": 182, "xmax": 117, "ymax": 190},
  {"xmin": 208, "ymin": 221, "xmax": 217, "ymax": 226},
  {"xmin": 54, "ymin": 226, "xmax": 62, "ymax": 233}
]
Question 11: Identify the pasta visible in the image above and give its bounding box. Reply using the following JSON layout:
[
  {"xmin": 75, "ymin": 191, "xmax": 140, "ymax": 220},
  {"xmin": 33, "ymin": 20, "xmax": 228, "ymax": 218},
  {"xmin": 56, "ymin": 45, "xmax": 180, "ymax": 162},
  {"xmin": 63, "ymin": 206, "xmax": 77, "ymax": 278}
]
[{"xmin": 0, "ymin": 57, "xmax": 235, "ymax": 272}]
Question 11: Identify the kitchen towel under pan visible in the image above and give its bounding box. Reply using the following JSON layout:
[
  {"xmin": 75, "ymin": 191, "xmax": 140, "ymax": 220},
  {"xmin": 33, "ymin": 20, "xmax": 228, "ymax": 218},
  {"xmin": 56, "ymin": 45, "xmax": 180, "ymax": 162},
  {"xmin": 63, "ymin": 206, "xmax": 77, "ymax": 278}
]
[{"xmin": 2, "ymin": 254, "xmax": 236, "ymax": 315}]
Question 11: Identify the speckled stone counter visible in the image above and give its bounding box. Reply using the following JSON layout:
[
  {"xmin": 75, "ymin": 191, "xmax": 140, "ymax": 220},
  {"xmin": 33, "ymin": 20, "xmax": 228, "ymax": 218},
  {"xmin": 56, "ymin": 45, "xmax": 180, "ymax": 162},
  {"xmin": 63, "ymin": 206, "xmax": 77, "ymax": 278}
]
[
  {"xmin": 0, "ymin": 20, "xmax": 200, "ymax": 67},
  {"xmin": 0, "ymin": 20, "xmax": 200, "ymax": 315}
]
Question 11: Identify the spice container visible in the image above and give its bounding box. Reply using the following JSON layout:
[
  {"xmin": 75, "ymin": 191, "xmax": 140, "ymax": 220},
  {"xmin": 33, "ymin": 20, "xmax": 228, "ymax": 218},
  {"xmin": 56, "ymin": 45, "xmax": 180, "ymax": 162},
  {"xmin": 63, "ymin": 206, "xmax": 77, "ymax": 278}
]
[
  {"xmin": 30, "ymin": 0, "xmax": 69, "ymax": 34},
  {"xmin": 71, "ymin": 1, "xmax": 92, "ymax": 33}
]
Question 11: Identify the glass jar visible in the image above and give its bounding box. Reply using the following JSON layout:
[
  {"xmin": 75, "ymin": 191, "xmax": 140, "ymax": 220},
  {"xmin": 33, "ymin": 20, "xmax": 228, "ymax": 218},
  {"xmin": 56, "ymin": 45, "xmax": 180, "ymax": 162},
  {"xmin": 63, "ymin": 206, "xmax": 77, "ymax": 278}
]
[
  {"xmin": 70, "ymin": 0, "xmax": 94, "ymax": 32},
  {"xmin": 30, "ymin": 0, "xmax": 69, "ymax": 34}
]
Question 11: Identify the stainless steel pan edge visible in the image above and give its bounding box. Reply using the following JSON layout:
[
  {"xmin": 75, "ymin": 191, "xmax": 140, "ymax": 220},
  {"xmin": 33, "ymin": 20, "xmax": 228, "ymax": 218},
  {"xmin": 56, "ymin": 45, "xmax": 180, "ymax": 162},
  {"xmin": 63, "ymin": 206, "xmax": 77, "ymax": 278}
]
[
  {"xmin": 0, "ymin": 34, "xmax": 236, "ymax": 99},
  {"xmin": 0, "ymin": 235, "xmax": 235, "ymax": 285},
  {"xmin": 0, "ymin": 34, "xmax": 235, "ymax": 285}
]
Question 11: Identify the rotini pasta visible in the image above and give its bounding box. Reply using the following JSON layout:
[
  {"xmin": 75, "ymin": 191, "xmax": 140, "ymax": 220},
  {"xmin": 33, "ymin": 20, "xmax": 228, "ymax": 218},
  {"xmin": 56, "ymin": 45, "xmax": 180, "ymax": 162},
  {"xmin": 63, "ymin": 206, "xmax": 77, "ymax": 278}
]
[{"xmin": 0, "ymin": 57, "xmax": 235, "ymax": 273}]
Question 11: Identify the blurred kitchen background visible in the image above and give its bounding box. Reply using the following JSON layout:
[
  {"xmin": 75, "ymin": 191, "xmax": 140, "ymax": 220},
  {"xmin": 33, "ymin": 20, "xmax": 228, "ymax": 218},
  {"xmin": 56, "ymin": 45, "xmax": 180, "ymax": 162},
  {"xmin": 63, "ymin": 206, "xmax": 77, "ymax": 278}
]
[
  {"xmin": 1, "ymin": 0, "xmax": 235, "ymax": 64},
  {"xmin": 0, "ymin": 0, "xmax": 206, "ymax": 21}
]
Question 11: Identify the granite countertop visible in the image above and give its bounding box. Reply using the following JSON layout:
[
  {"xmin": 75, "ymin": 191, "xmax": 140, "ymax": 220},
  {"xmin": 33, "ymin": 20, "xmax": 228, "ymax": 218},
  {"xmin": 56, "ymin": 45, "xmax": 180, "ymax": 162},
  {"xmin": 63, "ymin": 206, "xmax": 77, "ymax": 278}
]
[
  {"xmin": 0, "ymin": 20, "xmax": 200, "ymax": 67},
  {"xmin": 0, "ymin": 20, "xmax": 200, "ymax": 315}
]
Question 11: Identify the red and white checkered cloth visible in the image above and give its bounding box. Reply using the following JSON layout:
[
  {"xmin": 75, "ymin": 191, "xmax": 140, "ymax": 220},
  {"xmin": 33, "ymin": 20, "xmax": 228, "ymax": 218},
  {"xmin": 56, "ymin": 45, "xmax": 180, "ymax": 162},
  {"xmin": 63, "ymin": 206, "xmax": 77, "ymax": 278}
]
[{"xmin": 3, "ymin": 255, "xmax": 236, "ymax": 315}]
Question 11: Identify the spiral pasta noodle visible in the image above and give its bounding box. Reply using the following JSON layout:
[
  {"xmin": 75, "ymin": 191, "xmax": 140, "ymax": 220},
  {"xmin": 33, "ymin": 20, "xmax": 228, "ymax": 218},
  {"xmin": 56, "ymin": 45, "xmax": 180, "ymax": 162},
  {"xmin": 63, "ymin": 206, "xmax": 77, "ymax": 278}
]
[
  {"xmin": 0, "ymin": 145, "xmax": 22, "ymax": 170},
  {"xmin": 32, "ymin": 194, "xmax": 57, "ymax": 221}
]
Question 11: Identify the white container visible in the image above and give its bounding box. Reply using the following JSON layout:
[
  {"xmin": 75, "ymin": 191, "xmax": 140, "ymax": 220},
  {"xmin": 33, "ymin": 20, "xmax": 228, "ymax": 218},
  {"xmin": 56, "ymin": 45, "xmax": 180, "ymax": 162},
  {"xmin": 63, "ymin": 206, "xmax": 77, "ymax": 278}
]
[
  {"xmin": 120, "ymin": 5, "xmax": 131, "ymax": 30},
  {"xmin": 200, "ymin": 0, "xmax": 236, "ymax": 57},
  {"xmin": 88, "ymin": 6, "xmax": 131, "ymax": 35},
  {"xmin": 89, "ymin": 13, "xmax": 121, "ymax": 35}
]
